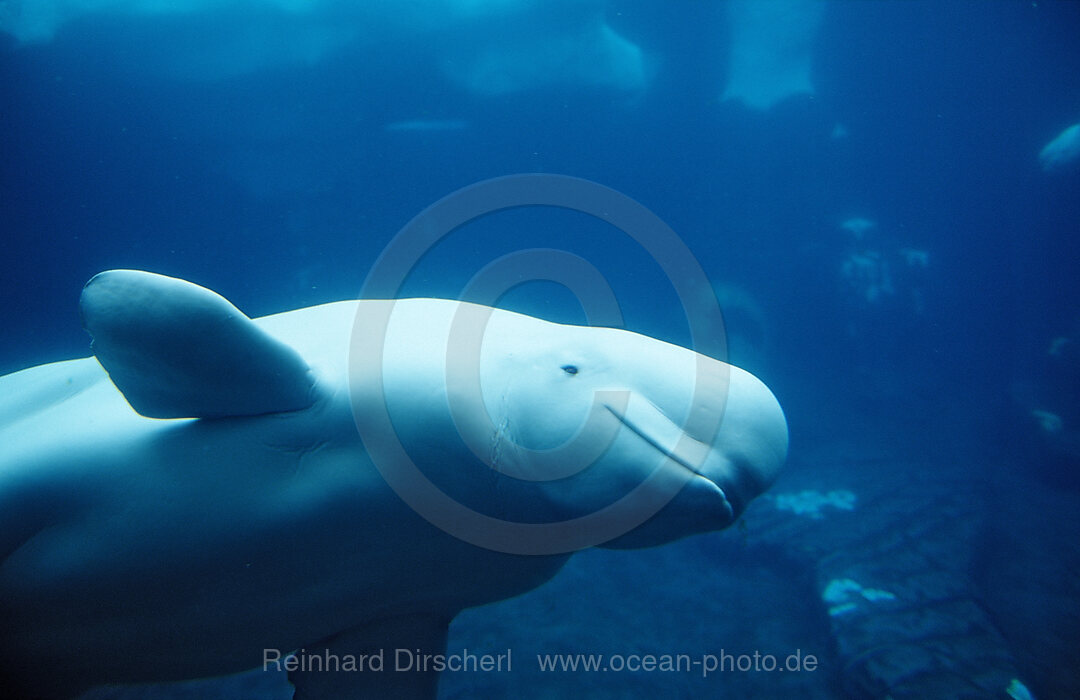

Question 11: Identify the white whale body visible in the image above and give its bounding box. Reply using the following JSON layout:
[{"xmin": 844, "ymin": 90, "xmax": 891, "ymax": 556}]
[{"xmin": 0, "ymin": 270, "xmax": 787, "ymax": 699}]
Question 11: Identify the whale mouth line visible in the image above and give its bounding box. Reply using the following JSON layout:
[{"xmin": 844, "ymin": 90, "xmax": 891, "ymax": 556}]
[{"xmin": 604, "ymin": 403, "xmax": 735, "ymax": 520}]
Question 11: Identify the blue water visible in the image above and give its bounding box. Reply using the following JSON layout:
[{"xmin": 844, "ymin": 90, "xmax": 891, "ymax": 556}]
[{"xmin": 2, "ymin": 1, "xmax": 1079, "ymax": 698}]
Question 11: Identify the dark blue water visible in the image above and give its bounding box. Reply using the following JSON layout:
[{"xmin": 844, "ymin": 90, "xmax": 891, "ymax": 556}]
[{"xmin": 2, "ymin": 1, "xmax": 1079, "ymax": 698}]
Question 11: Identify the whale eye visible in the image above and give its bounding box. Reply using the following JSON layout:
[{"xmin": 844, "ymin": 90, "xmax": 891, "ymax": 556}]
[{"xmin": 561, "ymin": 364, "xmax": 579, "ymax": 376}]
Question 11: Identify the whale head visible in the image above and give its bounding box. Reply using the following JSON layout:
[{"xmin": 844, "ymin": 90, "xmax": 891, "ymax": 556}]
[{"xmin": 372, "ymin": 300, "xmax": 788, "ymax": 551}]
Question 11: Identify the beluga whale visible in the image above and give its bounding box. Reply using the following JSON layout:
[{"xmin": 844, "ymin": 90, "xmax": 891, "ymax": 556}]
[{"xmin": 0, "ymin": 270, "xmax": 788, "ymax": 699}]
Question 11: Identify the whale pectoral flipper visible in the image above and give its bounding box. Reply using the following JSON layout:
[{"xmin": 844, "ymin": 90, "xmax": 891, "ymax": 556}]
[
  {"xmin": 289, "ymin": 615, "xmax": 451, "ymax": 700},
  {"xmin": 79, "ymin": 269, "xmax": 316, "ymax": 419}
]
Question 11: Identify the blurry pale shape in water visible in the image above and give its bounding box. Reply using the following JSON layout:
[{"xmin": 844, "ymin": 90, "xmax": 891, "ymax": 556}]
[
  {"xmin": 821, "ymin": 578, "xmax": 896, "ymax": 617},
  {"xmin": 899, "ymin": 248, "xmax": 929, "ymax": 268},
  {"xmin": 840, "ymin": 217, "xmax": 876, "ymax": 240},
  {"xmin": 772, "ymin": 489, "xmax": 856, "ymax": 518},
  {"xmin": 721, "ymin": 0, "xmax": 824, "ymax": 110},
  {"xmin": 442, "ymin": 21, "xmax": 648, "ymax": 95},
  {"xmin": 1031, "ymin": 409, "xmax": 1063, "ymax": 434},
  {"xmin": 841, "ymin": 250, "xmax": 894, "ymax": 303},
  {"xmin": 1006, "ymin": 678, "xmax": 1035, "ymax": 700},
  {"xmin": 1039, "ymin": 123, "xmax": 1080, "ymax": 173},
  {"xmin": 0, "ymin": 0, "xmax": 649, "ymax": 93}
]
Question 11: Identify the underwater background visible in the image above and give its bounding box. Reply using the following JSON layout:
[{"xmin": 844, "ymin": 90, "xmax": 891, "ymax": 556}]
[{"xmin": 2, "ymin": 0, "xmax": 1079, "ymax": 698}]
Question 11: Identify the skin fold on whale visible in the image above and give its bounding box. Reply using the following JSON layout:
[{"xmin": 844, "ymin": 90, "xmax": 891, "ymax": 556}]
[{"xmin": 0, "ymin": 270, "xmax": 788, "ymax": 699}]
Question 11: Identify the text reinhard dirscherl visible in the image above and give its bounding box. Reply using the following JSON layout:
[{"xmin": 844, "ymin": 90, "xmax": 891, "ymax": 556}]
[
  {"xmin": 264, "ymin": 648, "xmax": 819, "ymax": 677},
  {"xmin": 265, "ymin": 647, "xmax": 512, "ymax": 674}
]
